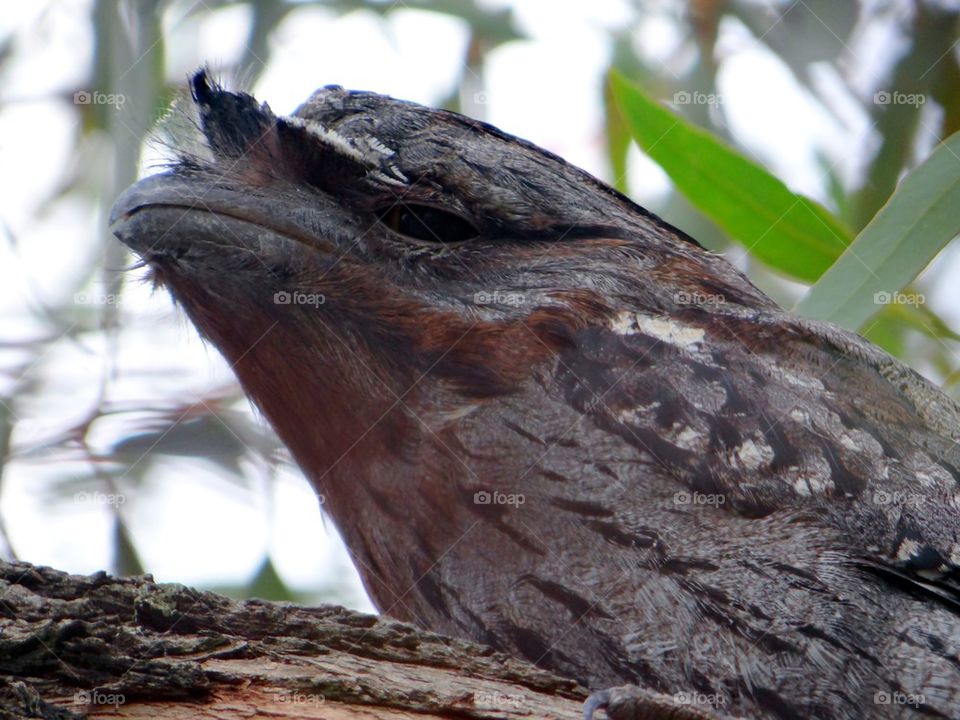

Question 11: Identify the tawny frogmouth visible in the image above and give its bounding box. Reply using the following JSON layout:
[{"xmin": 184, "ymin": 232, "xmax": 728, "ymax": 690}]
[{"xmin": 110, "ymin": 70, "xmax": 960, "ymax": 719}]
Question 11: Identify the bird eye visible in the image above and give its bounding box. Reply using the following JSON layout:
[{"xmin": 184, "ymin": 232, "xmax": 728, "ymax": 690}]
[{"xmin": 379, "ymin": 204, "xmax": 478, "ymax": 243}]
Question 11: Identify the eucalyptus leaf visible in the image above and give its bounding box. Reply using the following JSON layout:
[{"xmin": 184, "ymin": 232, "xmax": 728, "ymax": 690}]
[
  {"xmin": 795, "ymin": 131, "xmax": 960, "ymax": 330},
  {"xmin": 609, "ymin": 71, "xmax": 851, "ymax": 282}
]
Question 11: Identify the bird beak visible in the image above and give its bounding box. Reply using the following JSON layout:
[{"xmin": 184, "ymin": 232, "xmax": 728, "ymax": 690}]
[{"xmin": 110, "ymin": 171, "xmax": 337, "ymax": 263}]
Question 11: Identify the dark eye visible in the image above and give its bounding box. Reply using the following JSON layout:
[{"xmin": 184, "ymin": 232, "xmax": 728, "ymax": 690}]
[{"xmin": 379, "ymin": 204, "xmax": 478, "ymax": 243}]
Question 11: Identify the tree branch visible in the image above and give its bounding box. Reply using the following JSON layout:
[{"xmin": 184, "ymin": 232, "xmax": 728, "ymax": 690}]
[{"xmin": 0, "ymin": 560, "xmax": 586, "ymax": 719}]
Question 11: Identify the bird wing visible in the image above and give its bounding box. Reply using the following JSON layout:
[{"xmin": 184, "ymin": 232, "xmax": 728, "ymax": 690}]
[{"xmin": 559, "ymin": 305, "xmax": 960, "ymax": 598}]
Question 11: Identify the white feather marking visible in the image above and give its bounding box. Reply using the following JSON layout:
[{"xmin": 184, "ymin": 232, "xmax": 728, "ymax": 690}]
[
  {"xmin": 635, "ymin": 315, "xmax": 705, "ymax": 349},
  {"xmin": 609, "ymin": 311, "xmax": 706, "ymax": 350},
  {"xmin": 283, "ymin": 116, "xmax": 366, "ymax": 163}
]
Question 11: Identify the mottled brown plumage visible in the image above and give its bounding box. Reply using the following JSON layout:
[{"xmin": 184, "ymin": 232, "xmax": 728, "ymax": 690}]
[{"xmin": 110, "ymin": 71, "xmax": 960, "ymax": 719}]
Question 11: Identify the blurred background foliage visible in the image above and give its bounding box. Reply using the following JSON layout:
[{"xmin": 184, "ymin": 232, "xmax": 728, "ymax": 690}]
[{"xmin": 1, "ymin": 0, "xmax": 958, "ymax": 605}]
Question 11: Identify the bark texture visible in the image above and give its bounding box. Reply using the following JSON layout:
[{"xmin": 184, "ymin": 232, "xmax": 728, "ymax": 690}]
[{"xmin": 0, "ymin": 560, "xmax": 586, "ymax": 719}]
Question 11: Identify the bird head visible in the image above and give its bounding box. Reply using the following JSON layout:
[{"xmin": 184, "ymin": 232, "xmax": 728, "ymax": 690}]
[
  {"xmin": 110, "ymin": 69, "xmax": 770, "ymax": 497},
  {"xmin": 117, "ymin": 72, "xmax": 769, "ymax": 378}
]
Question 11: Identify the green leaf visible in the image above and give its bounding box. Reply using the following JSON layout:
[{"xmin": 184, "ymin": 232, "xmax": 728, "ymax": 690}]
[
  {"xmin": 890, "ymin": 301, "xmax": 960, "ymax": 344},
  {"xmin": 247, "ymin": 556, "xmax": 294, "ymax": 601},
  {"xmin": 795, "ymin": 131, "xmax": 960, "ymax": 330},
  {"xmin": 603, "ymin": 77, "xmax": 632, "ymax": 194},
  {"xmin": 608, "ymin": 70, "xmax": 852, "ymax": 283}
]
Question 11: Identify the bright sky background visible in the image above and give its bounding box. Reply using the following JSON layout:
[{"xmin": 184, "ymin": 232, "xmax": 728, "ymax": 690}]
[{"xmin": 1, "ymin": 0, "xmax": 958, "ymax": 611}]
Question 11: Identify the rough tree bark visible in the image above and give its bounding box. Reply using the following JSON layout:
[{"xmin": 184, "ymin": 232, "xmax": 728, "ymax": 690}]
[{"xmin": 0, "ymin": 560, "xmax": 587, "ymax": 719}]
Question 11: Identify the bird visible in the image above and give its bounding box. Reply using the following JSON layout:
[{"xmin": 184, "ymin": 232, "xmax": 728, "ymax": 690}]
[{"xmin": 110, "ymin": 69, "xmax": 960, "ymax": 719}]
